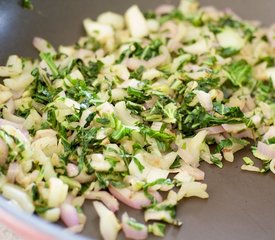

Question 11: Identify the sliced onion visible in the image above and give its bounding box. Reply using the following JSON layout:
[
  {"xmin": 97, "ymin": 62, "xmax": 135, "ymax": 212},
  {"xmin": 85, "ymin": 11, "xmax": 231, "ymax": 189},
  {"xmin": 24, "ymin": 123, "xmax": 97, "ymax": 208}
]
[
  {"xmin": 60, "ymin": 203, "xmax": 79, "ymax": 227},
  {"xmin": 257, "ymin": 141, "xmax": 275, "ymax": 159},
  {"xmin": 33, "ymin": 37, "xmax": 56, "ymax": 54},
  {"xmin": 263, "ymin": 126, "xmax": 275, "ymax": 141},
  {"xmin": 85, "ymin": 191, "xmax": 119, "ymax": 212},
  {"xmin": 0, "ymin": 118, "xmax": 29, "ymax": 138},
  {"xmin": 126, "ymin": 58, "xmax": 145, "ymax": 70},
  {"xmin": 269, "ymin": 159, "xmax": 275, "ymax": 174},
  {"xmin": 66, "ymin": 163, "xmax": 79, "ymax": 177},
  {"xmin": 73, "ymin": 171, "xmax": 94, "ymax": 183},
  {"xmin": 181, "ymin": 163, "xmax": 205, "ymax": 181},
  {"xmin": 121, "ymin": 212, "xmax": 148, "ymax": 240},
  {"xmin": 126, "ymin": 47, "xmax": 169, "ymax": 70},
  {"xmin": 232, "ymin": 129, "xmax": 255, "ymax": 140},
  {"xmin": 6, "ymin": 163, "xmax": 20, "ymax": 183},
  {"xmin": 0, "ymin": 138, "xmax": 9, "ymax": 165},
  {"xmin": 241, "ymin": 165, "xmax": 260, "ymax": 172},
  {"xmin": 167, "ymin": 39, "xmax": 183, "ymax": 52},
  {"xmin": 148, "ymin": 46, "xmax": 170, "ymax": 68},
  {"xmin": 109, "ymin": 185, "xmax": 162, "ymax": 209},
  {"xmin": 200, "ymin": 126, "xmax": 224, "ymax": 135},
  {"xmin": 195, "ymin": 90, "xmax": 213, "ymax": 111},
  {"xmin": 160, "ymin": 21, "xmax": 178, "ymax": 38},
  {"xmin": 222, "ymin": 123, "xmax": 247, "ymax": 133},
  {"xmin": 93, "ymin": 201, "xmax": 121, "ymax": 240}
]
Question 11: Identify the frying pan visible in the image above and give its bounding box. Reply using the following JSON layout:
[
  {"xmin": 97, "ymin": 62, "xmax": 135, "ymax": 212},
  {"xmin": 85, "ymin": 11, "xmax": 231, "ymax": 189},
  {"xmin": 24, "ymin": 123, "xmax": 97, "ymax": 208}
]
[{"xmin": 0, "ymin": 1, "xmax": 275, "ymax": 239}]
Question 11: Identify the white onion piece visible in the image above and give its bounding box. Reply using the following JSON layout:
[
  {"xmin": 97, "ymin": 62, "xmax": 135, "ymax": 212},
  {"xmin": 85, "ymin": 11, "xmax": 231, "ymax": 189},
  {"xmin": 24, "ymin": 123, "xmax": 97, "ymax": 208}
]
[
  {"xmin": 114, "ymin": 101, "xmax": 139, "ymax": 126},
  {"xmin": 93, "ymin": 201, "xmax": 121, "ymax": 240},
  {"xmin": 60, "ymin": 203, "xmax": 79, "ymax": 227},
  {"xmin": 195, "ymin": 90, "xmax": 213, "ymax": 111},
  {"xmin": 167, "ymin": 39, "xmax": 183, "ymax": 52},
  {"xmin": 160, "ymin": 21, "xmax": 178, "ymax": 39},
  {"xmin": 126, "ymin": 58, "xmax": 145, "ymax": 70},
  {"xmin": 148, "ymin": 46, "xmax": 170, "ymax": 68},
  {"xmin": 0, "ymin": 138, "xmax": 9, "ymax": 164},
  {"xmin": 200, "ymin": 126, "xmax": 224, "ymax": 135},
  {"xmin": 125, "ymin": 5, "xmax": 149, "ymax": 38},
  {"xmin": 0, "ymin": 118, "xmax": 29, "ymax": 138},
  {"xmin": 66, "ymin": 163, "xmax": 79, "ymax": 177},
  {"xmin": 151, "ymin": 122, "xmax": 162, "ymax": 131},
  {"xmin": 6, "ymin": 163, "xmax": 20, "ymax": 183},
  {"xmin": 73, "ymin": 171, "xmax": 94, "ymax": 183},
  {"xmin": 262, "ymin": 126, "xmax": 275, "ymax": 141},
  {"xmin": 269, "ymin": 159, "xmax": 275, "ymax": 174},
  {"xmin": 222, "ymin": 123, "xmax": 247, "ymax": 133},
  {"xmin": 121, "ymin": 213, "xmax": 148, "ymax": 240},
  {"xmin": 233, "ymin": 129, "xmax": 255, "ymax": 140},
  {"xmin": 181, "ymin": 163, "xmax": 205, "ymax": 180},
  {"xmin": 2, "ymin": 184, "xmax": 34, "ymax": 213},
  {"xmin": 241, "ymin": 165, "xmax": 260, "ymax": 172},
  {"xmin": 33, "ymin": 37, "xmax": 56, "ymax": 54},
  {"xmin": 109, "ymin": 185, "xmax": 162, "ymax": 209},
  {"xmin": 85, "ymin": 191, "xmax": 119, "ymax": 212},
  {"xmin": 42, "ymin": 208, "xmax": 61, "ymax": 222},
  {"xmin": 177, "ymin": 182, "xmax": 209, "ymax": 200},
  {"xmin": 97, "ymin": 12, "xmax": 124, "ymax": 30},
  {"xmin": 257, "ymin": 141, "xmax": 275, "ymax": 159},
  {"xmin": 0, "ymin": 55, "xmax": 22, "ymax": 77},
  {"xmin": 48, "ymin": 177, "xmax": 68, "ymax": 207}
]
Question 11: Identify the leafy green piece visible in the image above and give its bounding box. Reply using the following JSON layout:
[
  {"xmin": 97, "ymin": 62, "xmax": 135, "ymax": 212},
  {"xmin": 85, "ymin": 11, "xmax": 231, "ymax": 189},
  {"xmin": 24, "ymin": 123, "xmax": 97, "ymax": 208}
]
[
  {"xmin": 213, "ymin": 102, "xmax": 244, "ymax": 118},
  {"xmin": 35, "ymin": 206, "xmax": 52, "ymax": 214},
  {"xmin": 76, "ymin": 59, "xmax": 103, "ymax": 84},
  {"xmin": 22, "ymin": 0, "xmax": 33, "ymax": 9},
  {"xmin": 126, "ymin": 101, "xmax": 145, "ymax": 115},
  {"xmin": 111, "ymin": 125, "xmax": 132, "ymax": 141},
  {"xmin": 130, "ymin": 66, "xmax": 145, "ymax": 80},
  {"xmin": 40, "ymin": 52, "xmax": 59, "ymax": 78},
  {"xmin": 144, "ymin": 11, "xmax": 157, "ymax": 19},
  {"xmin": 159, "ymin": 9, "xmax": 184, "ymax": 24},
  {"xmin": 117, "ymin": 40, "xmax": 162, "ymax": 63},
  {"xmin": 256, "ymin": 56, "xmax": 275, "ymax": 67},
  {"xmin": 96, "ymin": 117, "xmax": 110, "ymax": 125},
  {"xmin": 211, "ymin": 155, "xmax": 223, "ymax": 168},
  {"xmin": 126, "ymin": 87, "xmax": 151, "ymax": 104},
  {"xmin": 255, "ymin": 79, "xmax": 275, "ymax": 104},
  {"xmin": 148, "ymin": 223, "xmax": 166, "ymax": 237},
  {"xmin": 169, "ymin": 156, "xmax": 182, "ymax": 169},
  {"xmin": 127, "ymin": 217, "xmax": 146, "ymax": 230},
  {"xmin": 266, "ymin": 137, "xmax": 275, "ymax": 145},
  {"xmin": 243, "ymin": 157, "xmax": 254, "ymax": 166},
  {"xmin": 132, "ymin": 157, "xmax": 145, "ymax": 172},
  {"xmin": 140, "ymin": 39, "xmax": 162, "ymax": 60},
  {"xmin": 139, "ymin": 125, "xmax": 175, "ymax": 143},
  {"xmin": 215, "ymin": 139, "xmax": 233, "ymax": 153},
  {"xmin": 177, "ymin": 105, "xmax": 245, "ymax": 136},
  {"xmin": 218, "ymin": 47, "xmax": 240, "ymax": 58},
  {"xmin": 145, "ymin": 204, "xmax": 181, "ymax": 226},
  {"xmin": 209, "ymin": 16, "xmax": 255, "ymax": 41},
  {"xmin": 260, "ymin": 160, "xmax": 271, "ymax": 173},
  {"xmin": 95, "ymin": 172, "xmax": 127, "ymax": 188},
  {"xmin": 224, "ymin": 60, "xmax": 252, "ymax": 87}
]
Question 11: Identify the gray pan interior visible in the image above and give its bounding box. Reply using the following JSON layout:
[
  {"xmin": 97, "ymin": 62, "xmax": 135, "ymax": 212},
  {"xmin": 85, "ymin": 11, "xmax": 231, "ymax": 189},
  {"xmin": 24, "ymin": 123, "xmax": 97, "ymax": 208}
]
[{"xmin": 0, "ymin": 1, "xmax": 275, "ymax": 240}]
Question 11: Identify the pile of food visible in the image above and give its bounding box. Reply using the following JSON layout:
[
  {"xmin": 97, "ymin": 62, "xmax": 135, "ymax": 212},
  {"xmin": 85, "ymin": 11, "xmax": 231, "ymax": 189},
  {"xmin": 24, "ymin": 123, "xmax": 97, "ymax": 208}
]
[{"xmin": 1, "ymin": 0, "xmax": 275, "ymax": 239}]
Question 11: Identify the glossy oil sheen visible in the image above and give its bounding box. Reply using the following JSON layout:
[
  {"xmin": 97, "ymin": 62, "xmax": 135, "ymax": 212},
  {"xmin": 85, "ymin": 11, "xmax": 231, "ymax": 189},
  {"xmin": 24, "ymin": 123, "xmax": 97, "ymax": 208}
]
[{"xmin": 0, "ymin": 1, "xmax": 275, "ymax": 240}]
